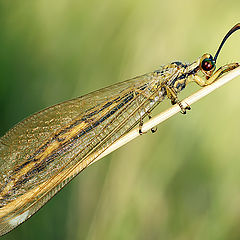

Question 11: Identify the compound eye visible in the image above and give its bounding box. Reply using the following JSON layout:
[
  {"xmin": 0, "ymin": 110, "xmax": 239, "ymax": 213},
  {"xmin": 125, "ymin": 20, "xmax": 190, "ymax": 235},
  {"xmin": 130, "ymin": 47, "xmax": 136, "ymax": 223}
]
[{"xmin": 201, "ymin": 58, "xmax": 215, "ymax": 71}]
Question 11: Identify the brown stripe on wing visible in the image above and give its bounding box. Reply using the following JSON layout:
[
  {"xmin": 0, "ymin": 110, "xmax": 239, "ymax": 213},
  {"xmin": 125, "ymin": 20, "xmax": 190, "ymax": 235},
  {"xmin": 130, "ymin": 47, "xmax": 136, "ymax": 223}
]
[{"xmin": 0, "ymin": 89, "xmax": 136, "ymax": 204}]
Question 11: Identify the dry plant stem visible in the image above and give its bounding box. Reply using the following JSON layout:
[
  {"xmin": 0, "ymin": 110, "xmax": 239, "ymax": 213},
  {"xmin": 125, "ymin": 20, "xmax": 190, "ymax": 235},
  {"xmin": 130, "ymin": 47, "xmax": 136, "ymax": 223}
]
[{"xmin": 91, "ymin": 66, "xmax": 240, "ymax": 165}]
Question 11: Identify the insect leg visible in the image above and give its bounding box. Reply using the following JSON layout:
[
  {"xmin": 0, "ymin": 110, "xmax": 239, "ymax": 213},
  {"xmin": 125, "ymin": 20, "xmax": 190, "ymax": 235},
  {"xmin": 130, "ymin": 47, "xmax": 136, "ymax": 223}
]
[
  {"xmin": 133, "ymin": 90, "xmax": 145, "ymax": 135},
  {"xmin": 165, "ymin": 86, "xmax": 191, "ymax": 114},
  {"xmin": 194, "ymin": 63, "xmax": 239, "ymax": 86},
  {"xmin": 145, "ymin": 111, "xmax": 157, "ymax": 133}
]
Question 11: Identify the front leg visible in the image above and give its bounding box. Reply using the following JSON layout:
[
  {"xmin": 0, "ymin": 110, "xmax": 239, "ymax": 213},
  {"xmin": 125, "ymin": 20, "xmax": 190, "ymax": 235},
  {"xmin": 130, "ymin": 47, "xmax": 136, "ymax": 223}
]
[{"xmin": 194, "ymin": 63, "xmax": 239, "ymax": 87}]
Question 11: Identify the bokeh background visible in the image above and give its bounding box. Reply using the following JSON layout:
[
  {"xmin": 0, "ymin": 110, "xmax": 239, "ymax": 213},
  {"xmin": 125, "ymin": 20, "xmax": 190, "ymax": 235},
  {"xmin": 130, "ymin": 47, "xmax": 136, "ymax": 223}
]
[{"xmin": 1, "ymin": 1, "xmax": 240, "ymax": 239}]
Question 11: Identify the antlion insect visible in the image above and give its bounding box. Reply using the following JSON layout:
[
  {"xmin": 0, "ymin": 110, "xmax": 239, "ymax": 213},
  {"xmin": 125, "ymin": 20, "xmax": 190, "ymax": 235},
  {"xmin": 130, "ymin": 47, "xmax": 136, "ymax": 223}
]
[{"xmin": 0, "ymin": 23, "xmax": 239, "ymax": 236}]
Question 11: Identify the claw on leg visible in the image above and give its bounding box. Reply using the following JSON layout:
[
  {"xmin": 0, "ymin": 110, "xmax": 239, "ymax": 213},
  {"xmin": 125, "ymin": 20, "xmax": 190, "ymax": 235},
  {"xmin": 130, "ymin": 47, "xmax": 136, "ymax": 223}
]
[
  {"xmin": 139, "ymin": 120, "xmax": 145, "ymax": 135},
  {"xmin": 151, "ymin": 127, "xmax": 157, "ymax": 133},
  {"xmin": 147, "ymin": 114, "xmax": 157, "ymax": 133},
  {"xmin": 177, "ymin": 100, "xmax": 191, "ymax": 114},
  {"xmin": 166, "ymin": 86, "xmax": 191, "ymax": 114}
]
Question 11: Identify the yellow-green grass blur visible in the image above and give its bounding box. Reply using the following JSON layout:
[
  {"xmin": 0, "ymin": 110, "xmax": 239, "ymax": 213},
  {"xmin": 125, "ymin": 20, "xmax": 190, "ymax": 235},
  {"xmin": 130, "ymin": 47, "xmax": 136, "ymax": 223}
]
[{"xmin": 0, "ymin": 1, "xmax": 240, "ymax": 239}]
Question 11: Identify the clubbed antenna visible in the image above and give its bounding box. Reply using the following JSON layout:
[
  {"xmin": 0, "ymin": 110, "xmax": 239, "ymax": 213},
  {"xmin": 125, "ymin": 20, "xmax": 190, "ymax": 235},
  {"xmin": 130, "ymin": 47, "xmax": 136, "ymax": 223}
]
[{"xmin": 214, "ymin": 23, "xmax": 240, "ymax": 62}]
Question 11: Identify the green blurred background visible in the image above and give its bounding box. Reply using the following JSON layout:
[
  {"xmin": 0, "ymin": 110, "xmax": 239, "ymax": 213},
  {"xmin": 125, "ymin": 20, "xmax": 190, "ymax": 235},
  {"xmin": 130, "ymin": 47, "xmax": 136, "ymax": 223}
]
[{"xmin": 1, "ymin": 1, "xmax": 240, "ymax": 239}]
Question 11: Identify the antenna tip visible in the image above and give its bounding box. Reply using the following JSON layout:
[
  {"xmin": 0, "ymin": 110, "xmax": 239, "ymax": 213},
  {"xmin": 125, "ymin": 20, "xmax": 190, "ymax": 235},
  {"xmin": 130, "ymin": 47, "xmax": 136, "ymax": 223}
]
[{"xmin": 214, "ymin": 23, "xmax": 240, "ymax": 62}]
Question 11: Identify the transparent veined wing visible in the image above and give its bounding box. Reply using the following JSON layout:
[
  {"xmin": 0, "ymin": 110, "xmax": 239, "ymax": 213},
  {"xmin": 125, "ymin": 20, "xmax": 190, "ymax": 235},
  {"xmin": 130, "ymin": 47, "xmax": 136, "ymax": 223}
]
[{"xmin": 0, "ymin": 65, "xmax": 178, "ymax": 236}]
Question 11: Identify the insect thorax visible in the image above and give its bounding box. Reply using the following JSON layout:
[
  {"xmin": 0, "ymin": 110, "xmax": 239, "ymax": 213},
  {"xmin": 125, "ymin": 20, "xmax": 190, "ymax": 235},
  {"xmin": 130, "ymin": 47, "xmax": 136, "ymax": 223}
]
[
  {"xmin": 153, "ymin": 61, "xmax": 195, "ymax": 94},
  {"xmin": 169, "ymin": 61, "xmax": 200, "ymax": 93}
]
